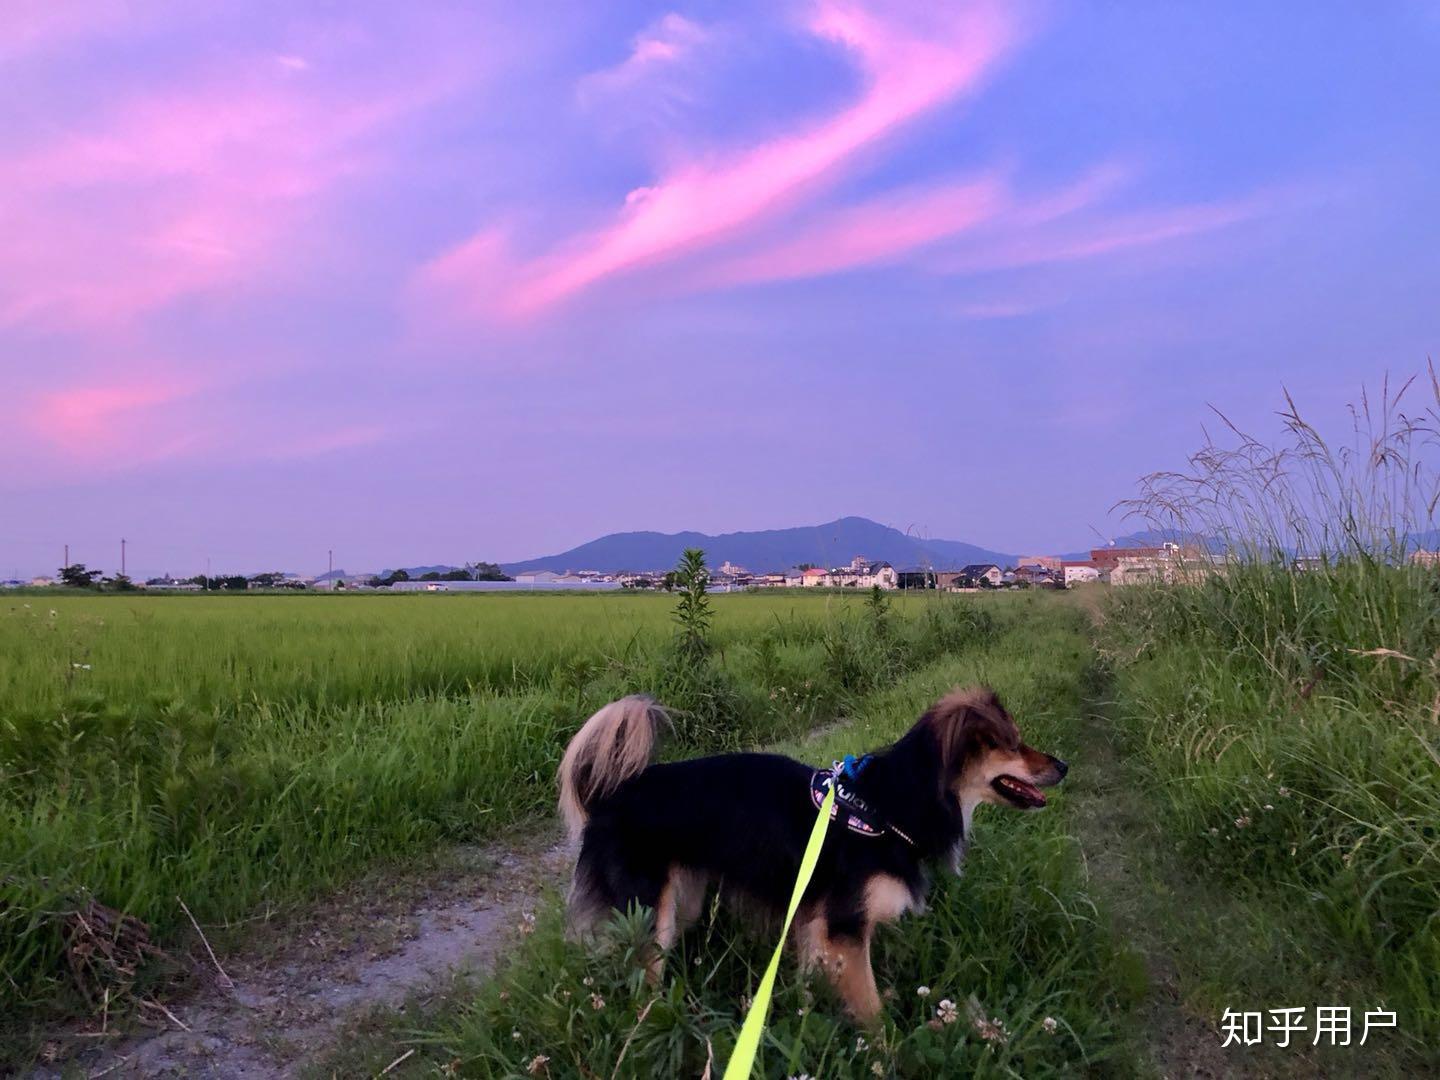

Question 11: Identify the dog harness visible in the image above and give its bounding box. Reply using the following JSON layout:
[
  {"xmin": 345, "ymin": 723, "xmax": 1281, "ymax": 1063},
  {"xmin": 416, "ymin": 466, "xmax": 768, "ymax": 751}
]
[{"xmin": 809, "ymin": 755, "xmax": 915, "ymax": 847}]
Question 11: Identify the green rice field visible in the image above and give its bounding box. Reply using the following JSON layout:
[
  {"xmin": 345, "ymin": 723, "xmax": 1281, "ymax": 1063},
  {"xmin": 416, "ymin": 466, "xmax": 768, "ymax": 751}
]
[{"xmin": 3, "ymin": 578, "xmax": 1436, "ymax": 1076}]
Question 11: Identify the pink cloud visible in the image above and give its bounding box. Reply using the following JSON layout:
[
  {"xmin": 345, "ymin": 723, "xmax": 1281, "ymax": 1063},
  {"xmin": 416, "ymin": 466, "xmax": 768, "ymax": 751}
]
[
  {"xmin": 0, "ymin": 0, "xmax": 155, "ymax": 62},
  {"xmin": 0, "ymin": 55, "xmax": 455, "ymax": 331},
  {"xmin": 13, "ymin": 373, "xmax": 399, "ymax": 480},
  {"xmin": 694, "ymin": 162, "xmax": 1251, "ymax": 290},
  {"xmin": 703, "ymin": 173, "xmax": 1009, "ymax": 286},
  {"xmin": 578, "ymin": 12, "xmax": 712, "ymax": 103},
  {"xmin": 423, "ymin": 0, "xmax": 1026, "ymax": 319},
  {"xmin": 27, "ymin": 378, "xmax": 203, "ymax": 467},
  {"xmin": 260, "ymin": 423, "xmax": 397, "ymax": 462},
  {"xmin": 934, "ymin": 196, "xmax": 1269, "ymax": 275}
]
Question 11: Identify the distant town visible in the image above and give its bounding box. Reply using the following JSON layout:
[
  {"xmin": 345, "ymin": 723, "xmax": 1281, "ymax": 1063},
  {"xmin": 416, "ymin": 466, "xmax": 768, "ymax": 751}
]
[{"xmin": 3, "ymin": 543, "xmax": 1275, "ymax": 593}]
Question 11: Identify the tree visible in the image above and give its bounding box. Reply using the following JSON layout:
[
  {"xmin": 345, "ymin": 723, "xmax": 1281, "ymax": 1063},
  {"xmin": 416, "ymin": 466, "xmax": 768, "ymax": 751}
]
[
  {"xmin": 440, "ymin": 568, "xmax": 472, "ymax": 581},
  {"xmin": 58, "ymin": 564, "xmax": 102, "ymax": 588},
  {"xmin": 105, "ymin": 573, "xmax": 137, "ymax": 592},
  {"xmin": 468, "ymin": 561, "xmax": 512, "ymax": 582},
  {"xmin": 420, "ymin": 571, "xmax": 442, "ymax": 581}
]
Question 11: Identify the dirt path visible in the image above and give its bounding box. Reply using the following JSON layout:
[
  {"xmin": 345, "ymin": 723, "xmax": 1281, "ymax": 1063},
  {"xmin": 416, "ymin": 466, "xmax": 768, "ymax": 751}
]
[
  {"xmin": 1066, "ymin": 698, "xmax": 1235, "ymax": 1079},
  {"xmin": 30, "ymin": 830, "xmax": 572, "ymax": 1079}
]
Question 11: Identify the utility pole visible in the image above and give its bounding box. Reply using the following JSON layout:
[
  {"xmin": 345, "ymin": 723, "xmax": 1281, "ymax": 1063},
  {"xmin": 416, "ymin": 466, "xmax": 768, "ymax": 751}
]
[
  {"xmin": 328, "ymin": 549, "xmax": 333, "ymax": 584},
  {"xmin": 206, "ymin": 556, "xmax": 211, "ymax": 590},
  {"xmin": 64, "ymin": 543, "xmax": 69, "ymax": 570},
  {"xmin": 121, "ymin": 538, "xmax": 127, "ymax": 578}
]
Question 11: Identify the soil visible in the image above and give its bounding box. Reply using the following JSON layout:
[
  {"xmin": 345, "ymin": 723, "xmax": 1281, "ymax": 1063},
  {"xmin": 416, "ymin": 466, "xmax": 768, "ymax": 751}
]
[{"xmin": 27, "ymin": 829, "xmax": 572, "ymax": 1079}]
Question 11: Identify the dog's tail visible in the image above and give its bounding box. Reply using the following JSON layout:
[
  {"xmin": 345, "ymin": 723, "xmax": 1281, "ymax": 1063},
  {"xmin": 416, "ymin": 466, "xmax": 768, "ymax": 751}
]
[{"xmin": 558, "ymin": 695, "xmax": 666, "ymax": 844}]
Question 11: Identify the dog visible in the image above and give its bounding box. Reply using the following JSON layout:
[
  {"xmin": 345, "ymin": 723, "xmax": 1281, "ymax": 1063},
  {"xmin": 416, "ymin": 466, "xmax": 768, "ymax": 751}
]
[{"xmin": 557, "ymin": 685, "xmax": 1067, "ymax": 1023}]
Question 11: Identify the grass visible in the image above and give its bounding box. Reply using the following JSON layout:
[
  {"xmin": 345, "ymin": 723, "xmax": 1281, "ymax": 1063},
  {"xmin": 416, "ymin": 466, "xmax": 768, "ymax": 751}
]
[
  {"xmin": 1097, "ymin": 564, "xmax": 1440, "ymax": 1065},
  {"xmin": 314, "ymin": 596, "xmax": 1148, "ymax": 1079},
  {"xmin": 0, "ymin": 588, "xmax": 1007, "ymax": 1043},
  {"xmin": 1098, "ymin": 371, "xmax": 1440, "ymax": 1070}
]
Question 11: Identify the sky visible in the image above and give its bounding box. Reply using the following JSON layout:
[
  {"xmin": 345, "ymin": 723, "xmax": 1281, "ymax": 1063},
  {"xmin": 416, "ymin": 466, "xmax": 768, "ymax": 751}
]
[{"xmin": 2, "ymin": 0, "xmax": 1438, "ymax": 579}]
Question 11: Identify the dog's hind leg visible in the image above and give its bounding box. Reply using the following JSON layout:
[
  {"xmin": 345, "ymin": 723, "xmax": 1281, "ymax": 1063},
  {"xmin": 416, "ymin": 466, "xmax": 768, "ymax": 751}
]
[{"xmin": 647, "ymin": 866, "xmax": 707, "ymax": 984}]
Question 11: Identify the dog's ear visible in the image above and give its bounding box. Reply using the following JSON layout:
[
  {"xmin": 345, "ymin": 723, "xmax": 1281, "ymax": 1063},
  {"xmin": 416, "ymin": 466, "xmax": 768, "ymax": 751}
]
[{"xmin": 920, "ymin": 686, "xmax": 1019, "ymax": 777}]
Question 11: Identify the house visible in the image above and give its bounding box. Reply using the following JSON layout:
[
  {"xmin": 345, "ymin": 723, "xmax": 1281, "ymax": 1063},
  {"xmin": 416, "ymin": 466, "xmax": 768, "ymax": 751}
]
[
  {"xmin": 1017, "ymin": 555, "xmax": 1063, "ymax": 571},
  {"xmin": 1090, "ymin": 546, "xmax": 1170, "ymax": 572},
  {"xmin": 959, "ymin": 563, "xmax": 1003, "ymax": 588},
  {"xmin": 1410, "ymin": 550, "xmax": 1439, "ymax": 569},
  {"xmin": 801, "ymin": 567, "xmax": 830, "ymax": 587},
  {"xmin": 1108, "ymin": 556, "xmax": 1168, "ymax": 586},
  {"xmin": 1098, "ymin": 543, "xmax": 1224, "ymax": 586},
  {"xmin": 1013, "ymin": 564, "xmax": 1058, "ymax": 586},
  {"xmin": 515, "ymin": 570, "xmax": 560, "ymax": 584},
  {"xmin": 1062, "ymin": 561, "xmax": 1099, "ymax": 585},
  {"xmin": 859, "ymin": 561, "xmax": 898, "ymax": 589},
  {"xmin": 824, "ymin": 558, "xmax": 898, "ymax": 589}
]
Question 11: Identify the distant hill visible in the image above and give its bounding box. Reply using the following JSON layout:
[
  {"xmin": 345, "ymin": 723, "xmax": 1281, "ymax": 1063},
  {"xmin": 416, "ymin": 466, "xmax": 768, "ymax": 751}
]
[{"xmin": 501, "ymin": 517, "xmax": 1016, "ymax": 574}]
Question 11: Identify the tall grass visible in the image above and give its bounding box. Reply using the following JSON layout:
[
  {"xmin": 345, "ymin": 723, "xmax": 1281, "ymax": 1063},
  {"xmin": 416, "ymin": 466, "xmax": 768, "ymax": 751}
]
[
  {"xmin": 0, "ymin": 589, "xmax": 998, "ymax": 1031},
  {"xmin": 1103, "ymin": 371, "xmax": 1440, "ymax": 1047}
]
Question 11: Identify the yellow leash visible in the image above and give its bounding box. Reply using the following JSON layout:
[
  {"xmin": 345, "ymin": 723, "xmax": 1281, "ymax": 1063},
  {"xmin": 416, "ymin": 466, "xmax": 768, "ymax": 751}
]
[{"xmin": 722, "ymin": 781, "xmax": 835, "ymax": 1079}]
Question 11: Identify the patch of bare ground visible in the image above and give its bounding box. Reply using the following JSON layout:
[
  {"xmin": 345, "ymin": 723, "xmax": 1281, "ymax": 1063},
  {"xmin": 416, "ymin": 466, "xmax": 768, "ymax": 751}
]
[{"xmin": 26, "ymin": 826, "xmax": 571, "ymax": 1079}]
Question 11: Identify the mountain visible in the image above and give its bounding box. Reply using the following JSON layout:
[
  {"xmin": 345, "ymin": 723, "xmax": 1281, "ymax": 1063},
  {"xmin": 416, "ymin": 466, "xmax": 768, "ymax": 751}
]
[{"xmin": 501, "ymin": 517, "xmax": 1016, "ymax": 574}]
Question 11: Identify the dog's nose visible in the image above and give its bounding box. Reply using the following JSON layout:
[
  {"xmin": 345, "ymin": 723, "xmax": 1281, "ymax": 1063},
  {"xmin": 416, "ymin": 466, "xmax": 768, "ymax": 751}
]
[{"xmin": 1051, "ymin": 756, "xmax": 1068, "ymax": 779}]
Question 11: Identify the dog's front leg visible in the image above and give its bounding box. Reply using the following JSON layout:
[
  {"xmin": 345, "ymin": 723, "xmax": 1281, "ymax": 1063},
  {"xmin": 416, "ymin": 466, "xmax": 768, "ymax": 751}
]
[{"xmin": 818, "ymin": 929, "xmax": 883, "ymax": 1026}]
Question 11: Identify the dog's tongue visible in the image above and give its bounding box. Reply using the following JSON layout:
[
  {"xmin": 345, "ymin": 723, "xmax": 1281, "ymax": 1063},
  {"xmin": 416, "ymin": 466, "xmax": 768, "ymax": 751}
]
[{"xmin": 996, "ymin": 775, "xmax": 1045, "ymax": 806}]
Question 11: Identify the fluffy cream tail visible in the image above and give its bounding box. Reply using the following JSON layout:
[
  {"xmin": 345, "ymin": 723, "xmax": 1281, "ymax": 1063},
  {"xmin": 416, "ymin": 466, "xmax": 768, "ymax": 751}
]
[{"xmin": 557, "ymin": 695, "xmax": 666, "ymax": 844}]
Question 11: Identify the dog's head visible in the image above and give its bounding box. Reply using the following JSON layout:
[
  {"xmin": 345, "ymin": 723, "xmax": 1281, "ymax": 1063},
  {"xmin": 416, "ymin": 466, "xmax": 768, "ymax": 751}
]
[{"xmin": 917, "ymin": 686, "xmax": 1067, "ymax": 811}]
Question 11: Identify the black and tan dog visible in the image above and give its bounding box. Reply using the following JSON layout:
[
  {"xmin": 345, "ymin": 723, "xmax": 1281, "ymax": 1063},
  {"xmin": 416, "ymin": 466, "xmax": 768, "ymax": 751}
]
[{"xmin": 557, "ymin": 686, "xmax": 1066, "ymax": 1023}]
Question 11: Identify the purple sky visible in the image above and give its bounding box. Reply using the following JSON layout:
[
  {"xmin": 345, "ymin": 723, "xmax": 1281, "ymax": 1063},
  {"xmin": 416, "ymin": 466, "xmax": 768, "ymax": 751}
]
[{"xmin": 3, "ymin": 1, "xmax": 1438, "ymax": 578}]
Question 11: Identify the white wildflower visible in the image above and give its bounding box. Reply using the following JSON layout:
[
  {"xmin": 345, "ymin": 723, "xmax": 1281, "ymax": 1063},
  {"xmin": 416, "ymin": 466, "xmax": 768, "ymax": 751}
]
[
  {"xmin": 936, "ymin": 999, "xmax": 959, "ymax": 1025},
  {"xmin": 915, "ymin": 985, "xmax": 930, "ymax": 998},
  {"xmin": 1042, "ymin": 1016, "xmax": 1058, "ymax": 1035}
]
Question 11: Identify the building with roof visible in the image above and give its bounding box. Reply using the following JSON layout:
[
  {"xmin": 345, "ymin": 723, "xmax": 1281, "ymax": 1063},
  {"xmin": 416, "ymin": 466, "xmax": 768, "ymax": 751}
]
[{"xmin": 959, "ymin": 563, "xmax": 1003, "ymax": 588}]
